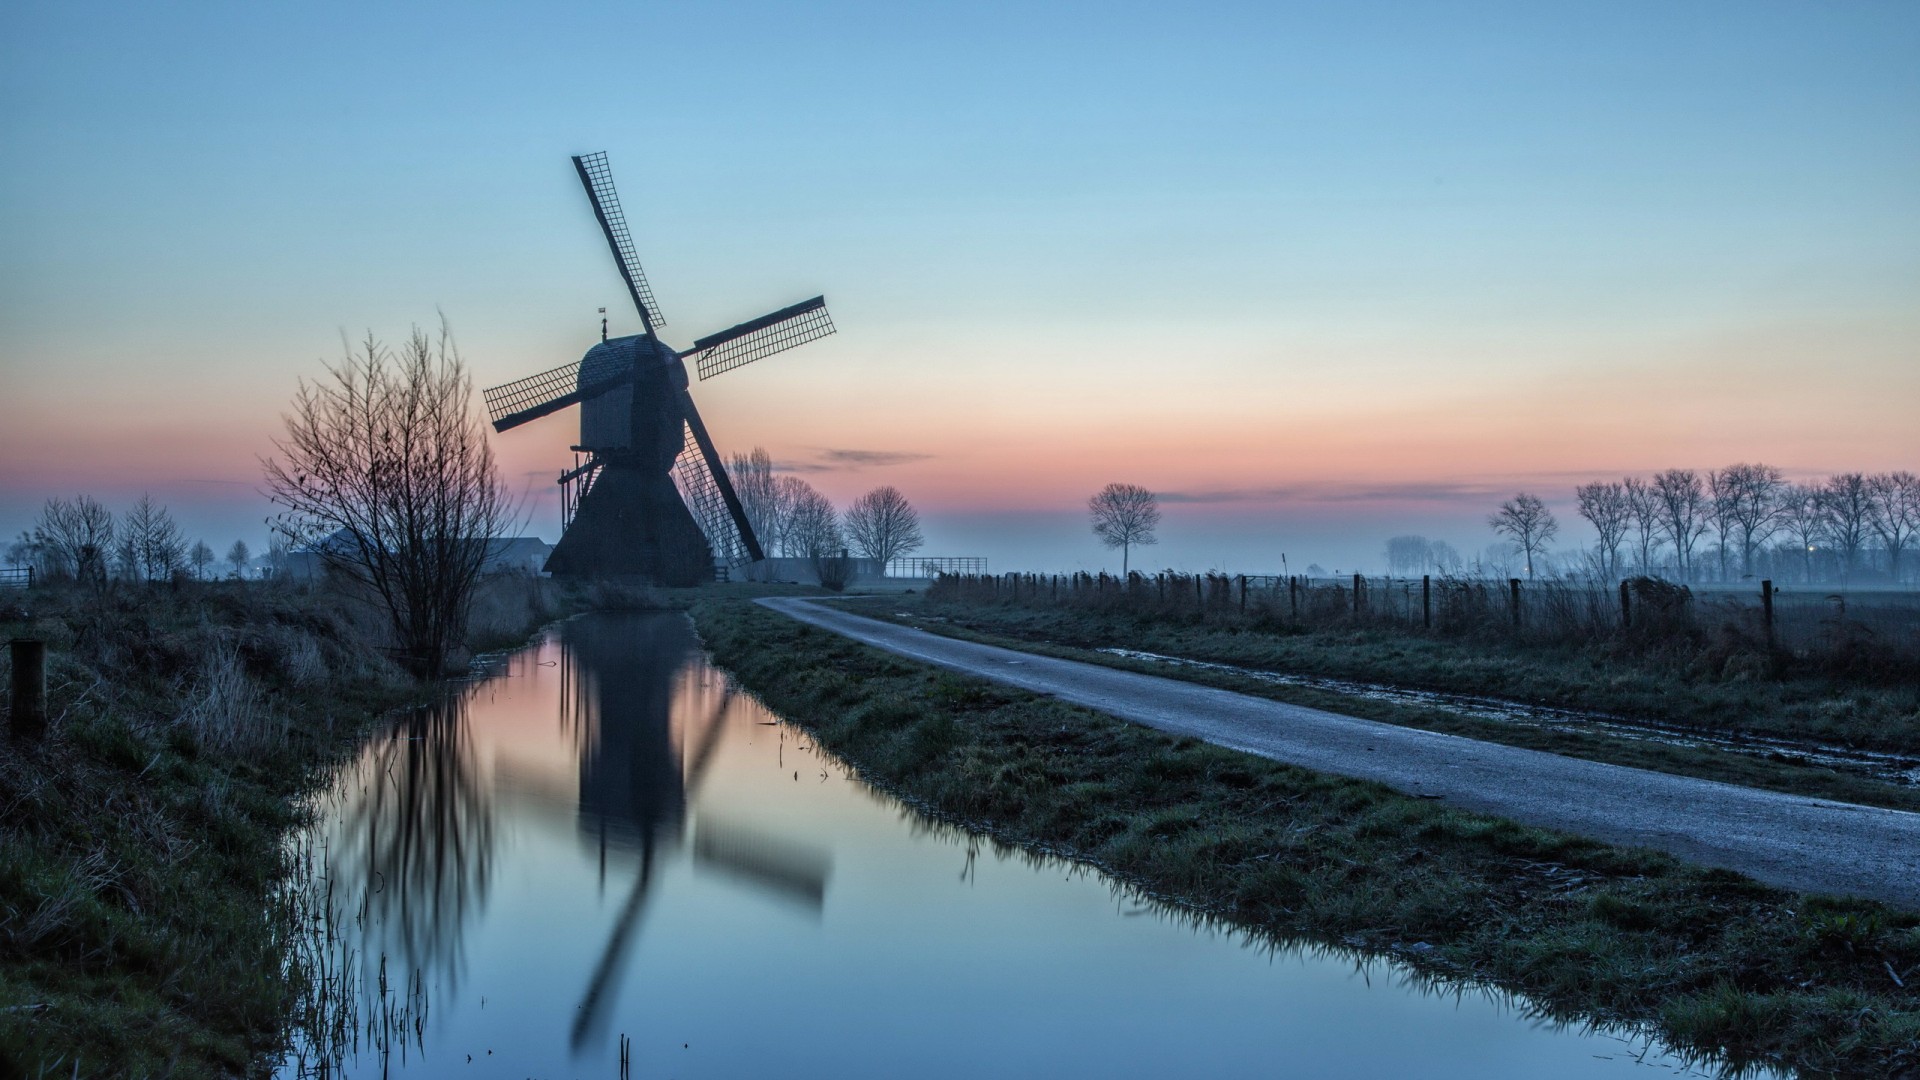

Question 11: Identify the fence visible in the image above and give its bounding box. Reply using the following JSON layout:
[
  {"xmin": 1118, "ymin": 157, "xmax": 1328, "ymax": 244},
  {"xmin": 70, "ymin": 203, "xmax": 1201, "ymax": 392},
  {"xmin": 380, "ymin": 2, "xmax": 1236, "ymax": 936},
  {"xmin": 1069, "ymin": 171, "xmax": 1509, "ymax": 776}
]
[
  {"xmin": 887, "ymin": 556, "xmax": 988, "ymax": 578},
  {"xmin": 924, "ymin": 571, "xmax": 1920, "ymax": 675},
  {"xmin": 0, "ymin": 567, "xmax": 32, "ymax": 590}
]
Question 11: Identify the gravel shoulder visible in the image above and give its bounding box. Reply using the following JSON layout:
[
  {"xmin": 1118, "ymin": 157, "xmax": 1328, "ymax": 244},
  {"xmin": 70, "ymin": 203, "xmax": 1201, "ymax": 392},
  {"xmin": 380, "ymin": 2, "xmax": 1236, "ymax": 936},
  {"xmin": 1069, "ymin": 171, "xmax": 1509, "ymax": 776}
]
[{"xmin": 761, "ymin": 596, "xmax": 1920, "ymax": 909}]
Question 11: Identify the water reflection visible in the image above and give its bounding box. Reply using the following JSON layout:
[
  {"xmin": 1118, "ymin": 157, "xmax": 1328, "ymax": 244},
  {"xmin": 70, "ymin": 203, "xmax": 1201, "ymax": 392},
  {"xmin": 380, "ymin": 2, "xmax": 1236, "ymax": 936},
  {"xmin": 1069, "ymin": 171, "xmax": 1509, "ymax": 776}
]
[{"xmin": 283, "ymin": 612, "xmax": 1781, "ymax": 1079}]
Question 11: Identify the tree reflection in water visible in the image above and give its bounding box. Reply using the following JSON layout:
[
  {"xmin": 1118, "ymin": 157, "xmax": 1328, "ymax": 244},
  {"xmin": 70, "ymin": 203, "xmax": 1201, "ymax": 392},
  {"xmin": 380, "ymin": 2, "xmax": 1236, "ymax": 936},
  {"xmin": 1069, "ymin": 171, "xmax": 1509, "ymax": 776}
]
[{"xmin": 328, "ymin": 687, "xmax": 495, "ymax": 998}]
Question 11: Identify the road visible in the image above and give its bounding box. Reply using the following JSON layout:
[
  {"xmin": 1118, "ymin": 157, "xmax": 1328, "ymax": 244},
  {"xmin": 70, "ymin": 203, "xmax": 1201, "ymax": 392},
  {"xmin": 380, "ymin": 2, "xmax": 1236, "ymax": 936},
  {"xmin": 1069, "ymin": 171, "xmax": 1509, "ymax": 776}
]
[{"xmin": 758, "ymin": 596, "xmax": 1920, "ymax": 909}]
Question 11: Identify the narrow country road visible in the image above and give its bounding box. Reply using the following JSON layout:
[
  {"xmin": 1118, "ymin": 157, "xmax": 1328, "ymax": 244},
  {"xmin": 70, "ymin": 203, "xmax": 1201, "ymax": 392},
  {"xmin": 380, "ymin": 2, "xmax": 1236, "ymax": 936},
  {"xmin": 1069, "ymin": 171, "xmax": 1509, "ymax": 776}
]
[{"xmin": 758, "ymin": 597, "xmax": 1920, "ymax": 909}]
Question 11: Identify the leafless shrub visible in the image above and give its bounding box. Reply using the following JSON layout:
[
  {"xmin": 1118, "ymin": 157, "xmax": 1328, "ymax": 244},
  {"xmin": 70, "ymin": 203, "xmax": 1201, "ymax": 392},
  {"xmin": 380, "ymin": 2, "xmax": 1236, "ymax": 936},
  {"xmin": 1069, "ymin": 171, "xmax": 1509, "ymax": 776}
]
[{"xmin": 181, "ymin": 641, "xmax": 285, "ymax": 754}]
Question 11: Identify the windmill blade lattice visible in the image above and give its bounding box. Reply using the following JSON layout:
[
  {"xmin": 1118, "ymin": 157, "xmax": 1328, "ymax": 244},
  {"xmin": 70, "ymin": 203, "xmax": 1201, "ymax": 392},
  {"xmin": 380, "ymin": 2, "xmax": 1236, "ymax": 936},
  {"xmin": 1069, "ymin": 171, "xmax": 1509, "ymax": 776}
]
[
  {"xmin": 690, "ymin": 296, "xmax": 834, "ymax": 380},
  {"xmin": 483, "ymin": 357, "xmax": 634, "ymax": 432},
  {"xmin": 574, "ymin": 151, "xmax": 665, "ymax": 330},
  {"xmin": 672, "ymin": 422, "xmax": 755, "ymax": 569}
]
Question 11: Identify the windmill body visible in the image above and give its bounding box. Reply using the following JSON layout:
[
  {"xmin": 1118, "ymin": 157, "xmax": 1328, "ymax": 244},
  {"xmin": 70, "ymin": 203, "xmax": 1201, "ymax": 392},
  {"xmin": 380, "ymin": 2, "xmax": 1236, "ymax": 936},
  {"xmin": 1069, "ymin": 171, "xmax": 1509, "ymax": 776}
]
[{"xmin": 484, "ymin": 152, "xmax": 837, "ymax": 583}]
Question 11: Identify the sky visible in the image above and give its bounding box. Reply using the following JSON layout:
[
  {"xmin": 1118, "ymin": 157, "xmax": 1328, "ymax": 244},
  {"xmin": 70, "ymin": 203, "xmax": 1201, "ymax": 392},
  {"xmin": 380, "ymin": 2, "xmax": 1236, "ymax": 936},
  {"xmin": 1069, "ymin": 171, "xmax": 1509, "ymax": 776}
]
[{"xmin": 2, "ymin": 1, "xmax": 1915, "ymax": 573}]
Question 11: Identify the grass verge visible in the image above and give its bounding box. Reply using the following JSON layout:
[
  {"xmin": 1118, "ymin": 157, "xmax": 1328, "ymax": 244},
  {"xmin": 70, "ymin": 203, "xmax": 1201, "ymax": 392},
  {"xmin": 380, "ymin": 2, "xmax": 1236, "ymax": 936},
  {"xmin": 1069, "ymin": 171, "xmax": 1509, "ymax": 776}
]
[
  {"xmin": 851, "ymin": 596, "xmax": 1920, "ymax": 813},
  {"xmin": 692, "ymin": 597, "xmax": 1920, "ymax": 1078}
]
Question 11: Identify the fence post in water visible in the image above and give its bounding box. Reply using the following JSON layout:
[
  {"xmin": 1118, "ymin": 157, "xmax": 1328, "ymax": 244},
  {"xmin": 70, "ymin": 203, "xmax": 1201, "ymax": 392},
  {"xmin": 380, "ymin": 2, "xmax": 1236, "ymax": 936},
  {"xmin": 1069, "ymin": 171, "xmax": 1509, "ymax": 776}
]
[
  {"xmin": 1422, "ymin": 575, "xmax": 1431, "ymax": 629},
  {"xmin": 1619, "ymin": 580, "xmax": 1631, "ymax": 630},
  {"xmin": 1508, "ymin": 578, "xmax": 1523, "ymax": 630},
  {"xmin": 1761, "ymin": 579, "xmax": 1775, "ymax": 651},
  {"xmin": 9, "ymin": 638, "xmax": 46, "ymax": 741}
]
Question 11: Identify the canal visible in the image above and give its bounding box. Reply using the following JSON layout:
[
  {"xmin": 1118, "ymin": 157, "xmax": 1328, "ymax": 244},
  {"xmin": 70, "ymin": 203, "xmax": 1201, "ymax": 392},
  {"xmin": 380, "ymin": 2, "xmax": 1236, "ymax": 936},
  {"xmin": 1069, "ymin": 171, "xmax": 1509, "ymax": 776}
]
[{"xmin": 277, "ymin": 610, "xmax": 1765, "ymax": 1077}]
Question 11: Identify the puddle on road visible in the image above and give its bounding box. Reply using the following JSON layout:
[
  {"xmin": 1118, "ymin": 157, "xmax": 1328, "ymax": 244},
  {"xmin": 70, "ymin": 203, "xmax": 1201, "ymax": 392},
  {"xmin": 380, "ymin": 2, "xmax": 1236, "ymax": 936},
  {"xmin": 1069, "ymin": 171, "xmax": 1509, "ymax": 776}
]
[
  {"xmin": 1096, "ymin": 646, "xmax": 1920, "ymax": 788},
  {"xmin": 276, "ymin": 611, "xmax": 1780, "ymax": 1078}
]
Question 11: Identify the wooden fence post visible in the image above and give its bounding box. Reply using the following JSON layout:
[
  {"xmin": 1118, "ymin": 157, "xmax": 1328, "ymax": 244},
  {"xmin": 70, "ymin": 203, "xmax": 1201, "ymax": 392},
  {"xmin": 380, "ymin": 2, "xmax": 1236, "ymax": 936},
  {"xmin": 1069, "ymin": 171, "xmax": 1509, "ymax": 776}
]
[
  {"xmin": 1289, "ymin": 575, "xmax": 1299, "ymax": 619},
  {"xmin": 1619, "ymin": 579, "xmax": 1631, "ymax": 630},
  {"xmin": 9, "ymin": 638, "xmax": 46, "ymax": 741},
  {"xmin": 1761, "ymin": 579, "xmax": 1775, "ymax": 651},
  {"xmin": 1508, "ymin": 578, "xmax": 1522, "ymax": 630},
  {"xmin": 1238, "ymin": 574, "xmax": 1247, "ymax": 613},
  {"xmin": 1421, "ymin": 574, "xmax": 1431, "ymax": 629},
  {"xmin": 1352, "ymin": 573, "xmax": 1363, "ymax": 615}
]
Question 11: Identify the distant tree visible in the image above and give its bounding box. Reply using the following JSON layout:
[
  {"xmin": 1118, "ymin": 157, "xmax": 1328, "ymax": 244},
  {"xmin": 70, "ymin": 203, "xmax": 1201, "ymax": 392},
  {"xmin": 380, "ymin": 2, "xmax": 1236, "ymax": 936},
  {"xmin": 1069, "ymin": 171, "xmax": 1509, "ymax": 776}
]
[
  {"xmin": 266, "ymin": 535, "xmax": 290, "ymax": 581},
  {"xmin": 263, "ymin": 322, "xmax": 512, "ymax": 676},
  {"xmin": 1775, "ymin": 484, "xmax": 1826, "ymax": 585},
  {"xmin": 1305, "ymin": 563, "xmax": 1327, "ymax": 578},
  {"xmin": 188, "ymin": 539, "xmax": 215, "ymax": 580},
  {"xmin": 124, "ymin": 494, "xmax": 187, "ymax": 582},
  {"xmin": 1716, "ymin": 463, "xmax": 1786, "ymax": 579},
  {"xmin": 1088, "ymin": 483, "xmax": 1160, "ymax": 575},
  {"xmin": 30, "ymin": 495, "xmax": 116, "ymax": 583},
  {"xmin": 1384, "ymin": 535, "xmax": 1431, "ymax": 577},
  {"xmin": 1866, "ymin": 471, "xmax": 1920, "ymax": 585},
  {"xmin": 1821, "ymin": 473, "xmax": 1873, "ymax": 583},
  {"xmin": 113, "ymin": 532, "xmax": 142, "ymax": 582},
  {"xmin": 1574, "ymin": 481, "xmax": 1629, "ymax": 581},
  {"xmin": 726, "ymin": 447, "xmax": 781, "ymax": 556},
  {"xmin": 226, "ymin": 539, "xmax": 251, "ymax": 580},
  {"xmin": 843, "ymin": 486, "xmax": 924, "ymax": 566},
  {"xmin": 1622, "ymin": 476, "xmax": 1663, "ymax": 575},
  {"xmin": 1705, "ymin": 469, "xmax": 1738, "ymax": 582},
  {"xmin": 783, "ymin": 481, "xmax": 841, "ymax": 560},
  {"xmin": 767, "ymin": 475, "xmax": 814, "ymax": 557},
  {"xmin": 1427, "ymin": 540, "xmax": 1462, "ymax": 574},
  {"xmin": 1651, "ymin": 469, "xmax": 1710, "ymax": 582},
  {"xmin": 1488, "ymin": 493, "xmax": 1558, "ymax": 580}
]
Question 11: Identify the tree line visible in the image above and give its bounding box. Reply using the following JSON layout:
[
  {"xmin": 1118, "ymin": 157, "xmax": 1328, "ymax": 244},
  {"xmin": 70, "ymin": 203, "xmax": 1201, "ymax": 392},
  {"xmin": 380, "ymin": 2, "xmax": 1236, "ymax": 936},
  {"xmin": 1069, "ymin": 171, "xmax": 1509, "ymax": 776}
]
[
  {"xmin": 725, "ymin": 448, "xmax": 926, "ymax": 565},
  {"xmin": 1458, "ymin": 466, "xmax": 1919, "ymax": 586},
  {"xmin": 8, "ymin": 493, "xmax": 256, "ymax": 584}
]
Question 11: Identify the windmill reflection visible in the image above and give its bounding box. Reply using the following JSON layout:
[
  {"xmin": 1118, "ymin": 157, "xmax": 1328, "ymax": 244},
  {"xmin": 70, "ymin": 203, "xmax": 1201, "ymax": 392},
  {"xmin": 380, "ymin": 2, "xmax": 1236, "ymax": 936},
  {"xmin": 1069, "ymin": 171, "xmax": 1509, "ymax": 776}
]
[{"xmin": 560, "ymin": 611, "xmax": 829, "ymax": 1053}]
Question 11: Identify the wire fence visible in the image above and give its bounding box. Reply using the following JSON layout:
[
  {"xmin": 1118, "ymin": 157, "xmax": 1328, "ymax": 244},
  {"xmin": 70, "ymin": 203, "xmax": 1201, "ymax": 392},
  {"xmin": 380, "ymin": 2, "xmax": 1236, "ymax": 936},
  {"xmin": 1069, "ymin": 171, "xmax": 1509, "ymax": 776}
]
[
  {"xmin": 925, "ymin": 571, "xmax": 1920, "ymax": 677},
  {"xmin": 0, "ymin": 567, "xmax": 32, "ymax": 590}
]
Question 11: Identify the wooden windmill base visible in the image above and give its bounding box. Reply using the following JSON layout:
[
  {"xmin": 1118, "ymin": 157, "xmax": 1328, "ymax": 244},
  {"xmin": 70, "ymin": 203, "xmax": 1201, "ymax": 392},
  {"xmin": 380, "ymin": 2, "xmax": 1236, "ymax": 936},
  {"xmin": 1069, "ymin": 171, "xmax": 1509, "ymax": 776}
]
[{"xmin": 544, "ymin": 462, "xmax": 714, "ymax": 585}]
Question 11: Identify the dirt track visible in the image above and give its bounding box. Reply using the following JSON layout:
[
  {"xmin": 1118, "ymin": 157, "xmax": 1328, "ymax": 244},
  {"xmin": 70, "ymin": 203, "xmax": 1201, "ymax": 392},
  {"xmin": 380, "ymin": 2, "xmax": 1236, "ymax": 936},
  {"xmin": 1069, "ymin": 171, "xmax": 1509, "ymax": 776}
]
[{"xmin": 759, "ymin": 596, "xmax": 1920, "ymax": 909}]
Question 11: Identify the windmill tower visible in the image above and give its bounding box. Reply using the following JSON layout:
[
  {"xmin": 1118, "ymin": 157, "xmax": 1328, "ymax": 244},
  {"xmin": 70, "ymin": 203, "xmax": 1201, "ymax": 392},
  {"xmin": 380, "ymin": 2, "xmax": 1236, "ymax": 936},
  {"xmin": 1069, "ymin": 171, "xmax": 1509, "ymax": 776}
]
[{"xmin": 483, "ymin": 152, "xmax": 836, "ymax": 583}]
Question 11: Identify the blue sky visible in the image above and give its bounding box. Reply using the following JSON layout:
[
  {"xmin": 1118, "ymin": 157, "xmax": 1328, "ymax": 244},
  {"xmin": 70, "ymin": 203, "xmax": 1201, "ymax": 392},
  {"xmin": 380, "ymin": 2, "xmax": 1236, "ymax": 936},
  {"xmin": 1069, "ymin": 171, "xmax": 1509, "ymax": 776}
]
[{"xmin": 3, "ymin": 2, "xmax": 1915, "ymax": 571}]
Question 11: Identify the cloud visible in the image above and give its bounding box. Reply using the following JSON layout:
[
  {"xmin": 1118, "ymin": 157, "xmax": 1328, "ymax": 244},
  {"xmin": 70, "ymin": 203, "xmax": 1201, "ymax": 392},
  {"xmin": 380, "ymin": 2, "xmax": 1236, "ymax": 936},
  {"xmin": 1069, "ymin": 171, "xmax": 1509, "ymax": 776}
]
[
  {"xmin": 773, "ymin": 448, "xmax": 936, "ymax": 474},
  {"xmin": 1157, "ymin": 480, "xmax": 1510, "ymax": 505},
  {"xmin": 818, "ymin": 448, "xmax": 935, "ymax": 468}
]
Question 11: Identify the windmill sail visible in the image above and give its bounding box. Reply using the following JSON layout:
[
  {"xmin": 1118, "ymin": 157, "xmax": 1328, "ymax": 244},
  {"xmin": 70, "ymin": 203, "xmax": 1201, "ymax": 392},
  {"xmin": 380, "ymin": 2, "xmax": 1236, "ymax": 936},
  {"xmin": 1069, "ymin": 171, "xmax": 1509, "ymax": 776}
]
[
  {"xmin": 671, "ymin": 393, "xmax": 764, "ymax": 567},
  {"xmin": 573, "ymin": 152, "xmax": 665, "ymax": 331},
  {"xmin": 483, "ymin": 359, "xmax": 635, "ymax": 433},
  {"xmin": 687, "ymin": 296, "xmax": 833, "ymax": 380}
]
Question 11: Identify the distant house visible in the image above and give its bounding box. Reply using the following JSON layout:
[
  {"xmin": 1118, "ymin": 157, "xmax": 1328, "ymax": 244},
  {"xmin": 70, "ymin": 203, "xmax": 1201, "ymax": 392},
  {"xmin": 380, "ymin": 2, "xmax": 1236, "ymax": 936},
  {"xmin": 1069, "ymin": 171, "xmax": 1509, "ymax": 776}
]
[{"xmin": 286, "ymin": 530, "xmax": 553, "ymax": 581}]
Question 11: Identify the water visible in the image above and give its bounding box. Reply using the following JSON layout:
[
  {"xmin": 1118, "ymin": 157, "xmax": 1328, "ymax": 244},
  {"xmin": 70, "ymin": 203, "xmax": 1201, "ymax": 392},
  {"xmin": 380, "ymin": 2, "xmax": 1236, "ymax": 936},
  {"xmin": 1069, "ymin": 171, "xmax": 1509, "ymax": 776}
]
[{"xmin": 278, "ymin": 611, "xmax": 1775, "ymax": 1078}]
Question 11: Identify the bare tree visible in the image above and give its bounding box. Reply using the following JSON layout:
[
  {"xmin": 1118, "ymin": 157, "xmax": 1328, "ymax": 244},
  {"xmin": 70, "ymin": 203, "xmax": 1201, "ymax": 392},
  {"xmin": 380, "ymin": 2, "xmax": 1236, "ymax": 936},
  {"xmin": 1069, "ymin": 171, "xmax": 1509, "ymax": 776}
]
[
  {"xmin": 783, "ymin": 480, "xmax": 841, "ymax": 560},
  {"xmin": 1716, "ymin": 463, "xmax": 1785, "ymax": 579},
  {"xmin": 263, "ymin": 322, "xmax": 512, "ymax": 676},
  {"xmin": 1088, "ymin": 483, "xmax": 1160, "ymax": 575},
  {"xmin": 226, "ymin": 539, "xmax": 251, "ymax": 580},
  {"xmin": 1384, "ymin": 535, "xmax": 1431, "ymax": 577},
  {"xmin": 1651, "ymin": 469, "xmax": 1709, "ymax": 582},
  {"xmin": 1775, "ymin": 484, "xmax": 1826, "ymax": 585},
  {"xmin": 1574, "ymin": 481, "xmax": 1629, "ymax": 581},
  {"xmin": 1866, "ymin": 471, "xmax": 1920, "ymax": 585},
  {"xmin": 767, "ymin": 475, "xmax": 814, "ymax": 557},
  {"xmin": 1488, "ymin": 493, "xmax": 1558, "ymax": 580},
  {"xmin": 843, "ymin": 486, "xmax": 925, "ymax": 567},
  {"xmin": 1623, "ymin": 476, "xmax": 1663, "ymax": 574},
  {"xmin": 1822, "ymin": 473, "xmax": 1873, "ymax": 584},
  {"xmin": 726, "ymin": 447, "xmax": 780, "ymax": 555},
  {"xmin": 1428, "ymin": 539, "xmax": 1462, "ymax": 574},
  {"xmin": 124, "ymin": 494, "xmax": 187, "ymax": 582},
  {"xmin": 189, "ymin": 539, "xmax": 215, "ymax": 580},
  {"xmin": 31, "ymin": 495, "xmax": 116, "ymax": 583}
]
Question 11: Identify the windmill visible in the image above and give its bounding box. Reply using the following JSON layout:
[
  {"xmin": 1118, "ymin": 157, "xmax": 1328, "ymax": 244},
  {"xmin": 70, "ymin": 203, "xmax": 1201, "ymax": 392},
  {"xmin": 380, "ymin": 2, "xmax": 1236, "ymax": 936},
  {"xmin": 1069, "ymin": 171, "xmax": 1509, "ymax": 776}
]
[{"xmin": 483, "ymin": 152, "xmax": 836, "ymax": 583}]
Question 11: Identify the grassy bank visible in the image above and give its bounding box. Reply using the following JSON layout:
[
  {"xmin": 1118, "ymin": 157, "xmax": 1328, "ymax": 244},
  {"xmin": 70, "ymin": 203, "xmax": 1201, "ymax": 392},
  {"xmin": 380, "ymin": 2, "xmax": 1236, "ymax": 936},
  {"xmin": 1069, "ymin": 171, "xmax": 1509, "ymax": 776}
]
[
  {"xmin": 692, "ymin": 597, "xmax": 1919, "ymax": 1078},
  {"xmin": 859, "ymin": 595, "xmax": 1920, "ymax": 813},
  {"xmin": 0, "ymin": 574, "xmax": 619, "ymax": 1078}
]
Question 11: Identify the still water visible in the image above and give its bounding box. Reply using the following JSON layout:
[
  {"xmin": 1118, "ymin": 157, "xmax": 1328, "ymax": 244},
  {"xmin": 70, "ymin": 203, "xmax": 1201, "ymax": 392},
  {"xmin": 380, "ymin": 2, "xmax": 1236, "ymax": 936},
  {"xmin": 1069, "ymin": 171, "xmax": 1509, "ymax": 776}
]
[{"xmin": 278, "ymin": 611, "xmax": 1762, "ymax": 1078}]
